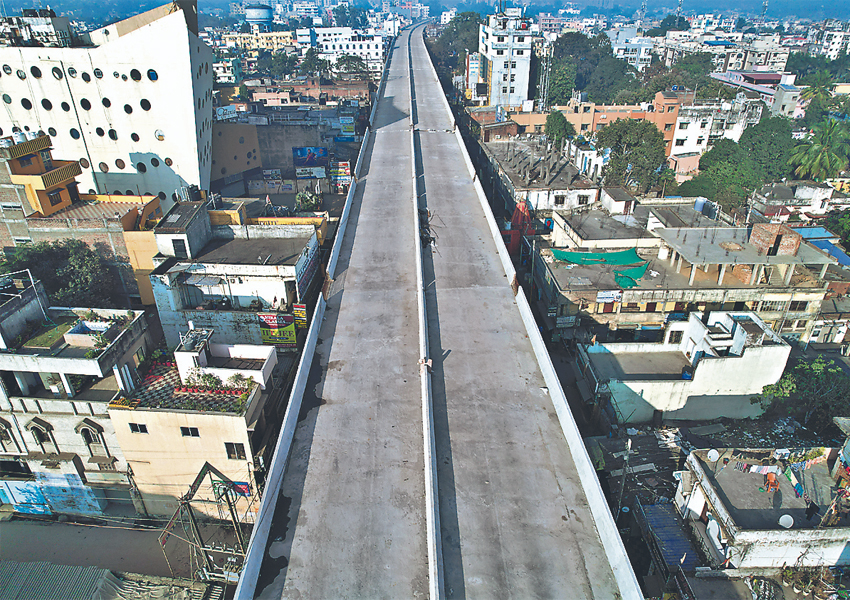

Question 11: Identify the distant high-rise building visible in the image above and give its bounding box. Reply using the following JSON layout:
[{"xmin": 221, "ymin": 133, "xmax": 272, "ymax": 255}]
[
  {"xmin": 0, "ymin": 1, "xmax": 213, "ymax": 206},
  {"xmin": 479, "ymin": 8, "xmax": 532, "ymax": 109}
]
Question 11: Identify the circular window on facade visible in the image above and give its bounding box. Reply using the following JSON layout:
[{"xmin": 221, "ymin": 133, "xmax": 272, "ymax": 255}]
[
  {"xmin": 81, "ymin": 72, "xmax": 91, "ymax": 82},
  {"xmin": 221, "ymin": 168, "xmax": 226, "ymax": 175},
  {"xmin": 20, "ymin": 98, "xmax": 32, "ymax": 110},
  {"xmin": 67, "ymin": 67, "xmax": 77, "ymax": 77},
  {"xmin": 16, "ymin": 69, "xmax": 25, "ymax": 80},
  {"xmin": 171, "ymin": 193, "xmax": 178, "ymax": 201},
  {"xmin": 148, "ymin": 69, "xmax": 158, "ymax": 81},
  {"xmin": 41, "ymin": 99, "xmax": 52, "ymax": 110},
  {"xmin": 123, "ymin": 104, "xmax": 132, "ymax": 114},
  {"xmin": 150, "ymin": 158, "xmax": 159, "ymax": 167},
  {"xmin": 140, "ymin": 99, "xmax": 151, "ymax": 111},
  {"xmin": 113, "ymin": 71, "xmax": 120, "ymax": 78},
  {"xmin": 158, "ymin": 192, "xmax": 166, "ymax": 199},
  {"xmin": 102, "ymin": 98, "xmax": 111, "ymax": 108},
  {"xmin": 217, "ymin": 131, "xmax": 222, "ymax": 136},
  {"xmin": 80, "ymin": 98, "xmax": 91, "ymax": 110},
  {"xmin": 108, "ymin": 129, "xmax": 117, "ymax": 140},
  {"xmin": 154, "ymin": 130, "xmax": 165, "ymax": 141},
  {"xmin": 99, "ymin": 162, "xmax": 108, "ymax": 173},
  {"xmin": 164, "ymin": 157, "xmax": 173, "ymax": 166},
  {"xmin": 52, "ymin": 67, "xmax": 63, "ymax": 80},
  {"xmin": 239, "ymin": 136, "xmax": 245, "ymax": 144},
  {"xmin": 96, "ymin": 127, "xmax": 105, "ymax": 137},
  {"xmin": 2, "ymin": 65, "xmax": 11, "ymax": 75},
  {"xmin": 2, "ymin": 94, "xmax": 11, "ymax": 104},
  {"xmin": 47, "ymin": 127, "xmax": 57, "ymax": 136},
  {"xmin": 131, "ymin": 133, "xmax": 140, "ymax": 142},
  {"xmin": 70, "ymin": 128, "xmax": 80, "ymax": 139},
  {"xmin": 61, "ymin": 101, "xmax": 70, "ymax": 112},
  {"xmin": 94, "ymin": 68, "xmax": 103, "ymax": 79},
  {"xmin": 113, "ymin": 190, "xmax": 122, "ymax": 195},
  {"xmin": 121, "ymin": 74, "xmax": 128, "ymax": 81},
  {"xmin": 130, "ymin": 69, "xmax": 141, "ymax": 81},
  {"xmin": 79, "ymin": 158, "xmax": 90, "ymax": 168},
  {"xmin": 115, "ymin": 159, "xmax": 125, "ymax": 169},
  {"xmin": 247, "ymin": 152, "xmax": 252, "ymax": 158},
  {"xmin": 30, "ymin": 66, "xmax": 42, "ymax": 78},
  {"xmin": 136, "ymin": 162, "xmax": 147, "ymax": 173}
]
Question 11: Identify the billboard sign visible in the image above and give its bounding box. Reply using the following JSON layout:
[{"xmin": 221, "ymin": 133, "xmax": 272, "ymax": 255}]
[
  {"xmin": 292, "ymin": 146, "xmax": 329, "ymax": 168},
  {"xmin": 596, "ymin": 290, "xmax": 623, "ymax": 303},
  {"xmin": 340, "ymin": 116, "xmax": 355, "ymax": 134},
  {"xmin": 258, "ymin": 313, "xmax": 296, "ymax": 348},
  {"xmin": 295, "ymin": 231, "xmax": 321, "ymax": 300},
  {"xmin": 329, "ymin": 161, "xmax": 351, "ymax": 184},
  {"xmin": 295, "ymin": 166, "xmax": 326, "ymax": 179},
  {"xmin": 293, "ymin": 303, "xmax": 308, "ymax": 328},
  {"xmin": 263, "ymin": 169, "xmax": 281, "ymax": 180}
]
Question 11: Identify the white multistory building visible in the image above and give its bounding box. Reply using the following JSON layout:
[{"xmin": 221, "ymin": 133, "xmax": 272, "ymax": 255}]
[
  {"xmin": 298, "ymin": 26, "xmax": 386, "ymax": 72},
  {"xmin": 440, "ymin": 8, "xmax": 457, "ymax": 25},
  {"xmin": 479, "ymin": 8, "xmax": 532, "ymax": 109},
  {"xmin": 606, "ymin": 27, "xmax": 653, "ymax": 72},
  {"xmin": 0, "ymin": 1, "xmax": 213, "ymax": 205}
]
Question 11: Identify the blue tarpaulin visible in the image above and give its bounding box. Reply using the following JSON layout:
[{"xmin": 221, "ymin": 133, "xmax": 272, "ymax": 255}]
[{"xmin": 812, "ymin": 240, "xmax": 850, "ymax": 267}]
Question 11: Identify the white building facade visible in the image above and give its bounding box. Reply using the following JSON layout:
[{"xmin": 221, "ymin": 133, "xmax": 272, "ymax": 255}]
[
  {"xmin": 0, "ymin": 1, "xmax": 213, "ymax": 205},
  {"xmin": 479, "ymin": 8, "xmax": 533, "ymax": 109},
  {"xmin": 297, "ymin": 26, "xmax": 386, "ymax": 73}
]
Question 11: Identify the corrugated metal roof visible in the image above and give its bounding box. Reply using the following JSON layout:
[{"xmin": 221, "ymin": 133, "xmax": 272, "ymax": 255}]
[
  {"xmin": 0, "ymin": 561, "xmax": 108, "ymax": 600},
  {"xmin": 640, "ymin": 503, "xmax": 701, "ymax": 572}
]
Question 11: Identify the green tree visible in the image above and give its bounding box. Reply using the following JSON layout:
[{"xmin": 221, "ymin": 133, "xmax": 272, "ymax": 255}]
[
  {"xmin": 238, "ymin": 83, "xmax": 249, "ymax": 100},
  {"xmin": 427, "ymin": 11, "xmax": 481, "ymax": 75},
  {"xmin": 584, "ymin": 56, "xmax": 635, "ymax": 103},
  {"xmin": 545, "ymin": 110, "xmax": 575, "ymax": 149},
  {"xmin": 332, "ymin": 5, "xmax": 367, "ymax": 28},
  {"xmin": 335, "ymin": 54, "xmax": 369, "ymax": 77},
  {"xmin": 300, "ymin": 47, "xmax": 330, "ymax": 76},
  {"xmin": 546, "ymin": 60, "xmax": 577, "ymax": 105},
  {"xmin": 738, "ymin": 116, "xmax": 795, "ymax": 182},
  {"xmin": 735, "ymin": 17, "xmax": 748, "ymax": 30},
  {"xmin": 789, "ymin": 120, "xmax": 850, "ymax": 181},
  {"xmin": 646, "ymin": 14, "xmax": 690, "ymax": 37},
  {"xmin": 1, "ymin": 240, "xmax": 119, "ymax": 307},
  {"xmin": 257, "ymin": 51, "xmax": 298, "ymax": 79},
  {"xmin": 800, "ymin": 70, "xmax": 835, "ymax": 105},
  {"xmin": 677, "ymin": 173, "xmax": 716, "ymax": 198},
  {"xmin": 596, "ymin": 119, "xmax": 666, "ymax": 192},
  {"xmin": 674, "ymin": 52, "xmax": 714, "ymax": 78},
  {"xmin": 752, "ymin": 356, "xmax": 850, "ymax": 431}
]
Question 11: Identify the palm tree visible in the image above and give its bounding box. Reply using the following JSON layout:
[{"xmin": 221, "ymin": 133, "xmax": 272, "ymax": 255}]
[
  {"xmin": 788, "ymin": 120, "xmax": 850, "ymax": 181},
  {"xmin": 800, "ymin": 70, "xmax": 834, "ymax": 105}
]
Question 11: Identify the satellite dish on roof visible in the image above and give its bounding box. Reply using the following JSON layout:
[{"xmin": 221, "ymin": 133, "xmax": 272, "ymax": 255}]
[
  {"xmin": 707, "ymin": 449, "xmax": 720, "ymax": 463},
  {"xmin": 779, "ymin": 514, "xmax": 794, "ymax": 529}
]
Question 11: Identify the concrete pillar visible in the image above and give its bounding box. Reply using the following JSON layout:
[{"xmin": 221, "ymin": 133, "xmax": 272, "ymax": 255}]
[
  {"xmin": 784, "ymin": 263, "xmax": 795, "ymax": 286},
  {"xmin": 749, "ymin": 264, "xmax": 760, "ymax": 286},
  {"xmin": 14, "ymin": 372, "xmax": 31, "ymax": 396},
  {"xmin": 689, "ymin": 264, "xmax": 698, "ymax": 286},
  {"xmin": 59, "ymin": 373, "xmax": 76, "ymax": 398},
  {"xmin": 669, "ymin": 250, "xmax": 677, "ymax": 267},
  {"xmin": 821, "ymin": 263, "xmax": 829, "ymax": 280},
  {"xmin": 717, "ymin": 263, "xmax": 727, "ymax": 286},
  {"xmin": 676, "ymin": 255, "xmax": 683, "ymax": 274}
]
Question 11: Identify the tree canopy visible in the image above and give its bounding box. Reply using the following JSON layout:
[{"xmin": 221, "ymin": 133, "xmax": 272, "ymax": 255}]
[
  {"xmin": 300, "ymin": 47, "xmax": 330, "ymax": 76},
  {"xmin": 752, "ymin": 356, "xmax": 850, "ymax": 432},
  {"xmin": 427, "ymin": 12, "xmax": 482, "ymax": 75},
  {"xmin": 596, "ymin": 119, "xmax": 666, "ymax": 193},
  {"xmin": 335, "ymin": 54, "xmax": 370, "ymax": 76},
  {"xmin": 789, "ymin": 120, "xmax": 850, "ymax": 181},
  {"xmin": 257, "ymin": 51, "xmax": 298, "ymax": 79},
  {"xmin": 545, "ymin": 111, "xmax": 575, "ymax": 149},
  {"xmin": 332, "ymin": 5, "xmax": 368, "ymax": 28},
  {"xmin": 646, "ymin": 14, "xmax": 690, "ymax": 37},
  {"xmin": 1, "ymin": 240, "xmax": 120, "ymax": 307}
]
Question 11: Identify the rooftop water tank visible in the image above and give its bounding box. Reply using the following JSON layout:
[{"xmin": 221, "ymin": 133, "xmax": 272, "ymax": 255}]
[{"xmin": 245, "ymin": 4, "xmax": 273, "ymax": 25}]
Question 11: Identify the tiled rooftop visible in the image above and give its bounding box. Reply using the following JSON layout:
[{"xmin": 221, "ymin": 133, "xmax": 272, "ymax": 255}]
[{"xmin": 116, "ymin": 363, "xmax": 251, "ymax": 413}]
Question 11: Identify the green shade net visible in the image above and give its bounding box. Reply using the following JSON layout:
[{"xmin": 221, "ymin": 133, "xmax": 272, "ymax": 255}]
[
  {"xmin": 551, "ymin": 247, "xmax": 643, "ymax": 266},
  {"xmin": 614, "ymin": 262, "xmax": 649, "ymax": 289}
]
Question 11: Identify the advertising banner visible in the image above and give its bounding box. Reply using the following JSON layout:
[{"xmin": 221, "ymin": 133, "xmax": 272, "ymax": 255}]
[
  {"xmin": 329, "ymin": 161, "xmax": 352, "ymax": 184},
  {"xmin": 295, "ymin": 166, "xmax": 326, "ymax": 179},
  {"xmin": 292, "ymin": 146, "xmax": 329, "ymax": 168},
  {"xmin": 258, "ymin": 313, "xmax": 296, "ymax": 348},
  {"xmin": 293, "ymin": 303, "xmax": 308, "ymax": 328},
  {"xmin": 295, "ymin": 232, "xmax": 321, "ymax": 301}
]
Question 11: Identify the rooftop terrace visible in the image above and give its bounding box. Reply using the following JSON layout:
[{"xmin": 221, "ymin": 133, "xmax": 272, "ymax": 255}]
[
  {"xmin": 694, "ymin": 449, "xmax": 840, "ymax": 530},
  {"xmin": 485, "ymin": 139, "xmax": 597, "ymax": 190},
  {"xmin": 194, "ymin": 237, "xmax": 312, "ymax": 267},
  {"xmin": 588, "ymin": 350, "xmax": 691, "ymax": 380}
]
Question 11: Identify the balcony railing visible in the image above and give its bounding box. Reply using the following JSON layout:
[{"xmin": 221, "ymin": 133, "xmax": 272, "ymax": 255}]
[{"xmin": 10, "ymin": 160, "xmax": 81, "ymax": 190}]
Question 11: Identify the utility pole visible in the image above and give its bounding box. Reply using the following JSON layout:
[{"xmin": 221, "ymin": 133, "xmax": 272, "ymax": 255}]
[
  {"xmin": 675, "ymin": 0, "xmax": 683, "ymax": 27},
  {"xmin": 616, "ymin": 437, "xmax": 632, "ymax": 516}
]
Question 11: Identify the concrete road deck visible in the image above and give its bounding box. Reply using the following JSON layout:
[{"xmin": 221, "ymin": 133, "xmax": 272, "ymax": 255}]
[
  {"xmin": 410, "ymin": 28, "xmax": 622, "ymax": 598},
  {"xmin": 254, "ymin": 28, "xmax": 428, "ymax": 599}
]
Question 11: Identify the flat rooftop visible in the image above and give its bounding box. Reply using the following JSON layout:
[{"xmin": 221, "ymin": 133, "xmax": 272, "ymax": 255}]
[
  {"xmin": 656, "ymin": 227, "xmax": 834, "ymax": 266},
  {"xmin": 542, "ymin": 242, "xmax": 826, "ymax": 294},
  {"xmin": 694, "ymin": 449, "xmax": 840, "ymax": 530},
  {"xmin": 154, "ymin": 202, "xmax": 205, "ymax": 233},
  {"xmin": 194, "ymin": 236, "xmax": 312, "ymax": 267},
  {"xmin": 30, "ymin": 200, "xmax": 147, "ymax": 223},
  {"xmin": 649, "ymin": 204, "xmax": 722, "ymax": 229},
  {"xmin": 588, "ymin": 351, "xmax": 691, "ymax": 380},
  {"xmin": 561, "ymin": 209, "xmax": 651, "ymax": 241},
  {"xmin": 485, "ymin": 139, "xmax": 598, "ymax": 190}
]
